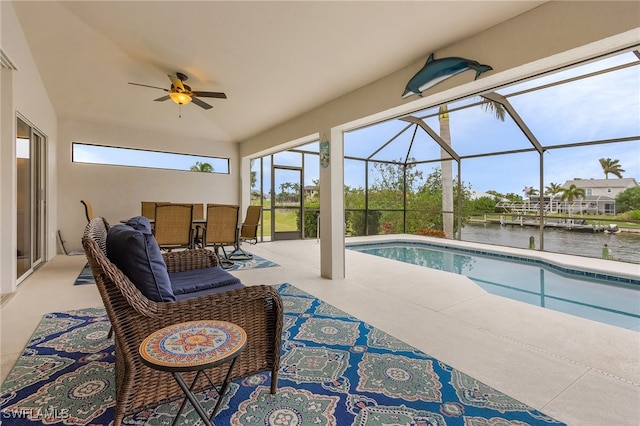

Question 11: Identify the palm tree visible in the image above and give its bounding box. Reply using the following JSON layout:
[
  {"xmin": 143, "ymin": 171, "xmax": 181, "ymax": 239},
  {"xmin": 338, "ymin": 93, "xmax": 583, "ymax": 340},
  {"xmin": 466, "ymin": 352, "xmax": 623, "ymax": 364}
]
[
  {"xmin": 190, "ymin": 161, "xmax": 214, "ymax": 172},
  {"xmin": 279, "ymin": 182, "xmax": 291, "ymax": 203},
  {"xmin": 559, "ymin": 184, "xmax": 586, "ymax": 216},
  {"xmin": 598, "ymin": 158, "xmax": 624, "ymax": 179},
  {"xmin": 481, "ymin": 100, "xmax": 507, "ymax": 121},
  {"xmin": 523, "ymin": 186, "xmax": 539, "ymax": 197},
  {"xmin": 439, "ymin": 105, "xmax": 454, "ymax": 238},
  {"xmin": 545, "ymin": 182, "xmax": 563, "ymax": 213},
  {"xmin": 545, "ymin": 182, "xmax": 562, "ymax": 195},
  {"xmin": 439, "ymin": 99, "xmax": 506, "ymax": 238}
]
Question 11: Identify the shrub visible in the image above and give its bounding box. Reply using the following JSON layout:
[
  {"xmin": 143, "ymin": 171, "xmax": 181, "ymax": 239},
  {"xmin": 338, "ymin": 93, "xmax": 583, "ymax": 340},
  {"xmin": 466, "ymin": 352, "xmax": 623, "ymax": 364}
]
[
  {"xmin": 414, "ymin": 228, "xmax": 446, "ymax": 238},
  {"xmin": 301, "ymin": 210, "xmax": 319, "ymax": 238},
  {"xmin": 615, "ymin": 186, "xmax": 640, "ymax": 213},
  {"xmin": 382, "ymin": 221, "xmax": 396, "ymax": 234}
]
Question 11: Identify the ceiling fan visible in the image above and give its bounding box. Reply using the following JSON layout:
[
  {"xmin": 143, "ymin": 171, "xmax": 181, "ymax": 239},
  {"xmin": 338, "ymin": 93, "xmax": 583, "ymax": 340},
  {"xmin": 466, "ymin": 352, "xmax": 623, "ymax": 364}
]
[{"xmin": 128, "ymin": 72, "xmax": 227, "ymax": 110}]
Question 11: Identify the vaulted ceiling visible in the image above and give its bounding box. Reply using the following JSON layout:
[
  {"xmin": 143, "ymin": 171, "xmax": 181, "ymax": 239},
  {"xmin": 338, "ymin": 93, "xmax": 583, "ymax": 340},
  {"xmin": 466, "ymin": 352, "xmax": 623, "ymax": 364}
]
[{"xmin": 12, "ymin": 1, "xmax": 544, "ymax": 144}]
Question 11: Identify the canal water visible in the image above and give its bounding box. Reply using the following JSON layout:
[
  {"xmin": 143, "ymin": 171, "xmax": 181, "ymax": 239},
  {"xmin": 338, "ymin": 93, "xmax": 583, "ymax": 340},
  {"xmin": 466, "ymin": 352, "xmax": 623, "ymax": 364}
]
[{"xmin": 460, "ymin": 223, "xmax": 640, "ymax": 264}]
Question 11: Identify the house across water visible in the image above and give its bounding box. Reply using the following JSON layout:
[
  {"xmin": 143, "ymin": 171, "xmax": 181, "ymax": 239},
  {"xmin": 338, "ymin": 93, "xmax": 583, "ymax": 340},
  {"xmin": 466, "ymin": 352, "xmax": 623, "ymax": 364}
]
[
  {"xmin": 563, "ymin": 177, "xmax": 638, "ymax": 198},
  {"xmin": 496, "ymin": 178, "xmax": 638, "ymax": 215}
]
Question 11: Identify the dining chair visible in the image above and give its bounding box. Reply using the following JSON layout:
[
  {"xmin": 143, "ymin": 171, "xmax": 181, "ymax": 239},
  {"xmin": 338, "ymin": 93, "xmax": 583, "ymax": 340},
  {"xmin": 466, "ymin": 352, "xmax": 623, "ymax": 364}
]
[
  {"xmin": 141, "ymin": 201, "xmax": 156, "ymax": 220},
  {"xmin": 204, "ymin": 204, "xmax": 240, "ymax": 268},
  {"xmin": 191, "ymin": 203, "xmax": 205, "ymax": 247},
  {"xmin": 141, "ymin": 201, "xmax": 169, "ymax": 221},
  {"xmin": 81, "ymin": 200, "xmax": 95, "ymax": 222},
  {"xmin": 153, "ymin": 203, "xmax": 194, "ymax": 251},
  {"xmin": 192, "ymin": 203, "xmax": 205, "ymax": 221},
  {"xmin": 229, "ymin": 205, "xmax": 261, "ymax": 259}
]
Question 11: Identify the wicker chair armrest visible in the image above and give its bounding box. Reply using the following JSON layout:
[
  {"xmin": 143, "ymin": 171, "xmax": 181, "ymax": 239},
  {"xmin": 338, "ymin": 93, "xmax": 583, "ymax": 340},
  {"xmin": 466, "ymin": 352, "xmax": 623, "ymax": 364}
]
[
  {"xmin": 157, "ymin": 284, "xmax": 282, "ymax": 324},
  {"xmin": 162, "ymin": 248, "xmax": 219, "ymax": 272}
]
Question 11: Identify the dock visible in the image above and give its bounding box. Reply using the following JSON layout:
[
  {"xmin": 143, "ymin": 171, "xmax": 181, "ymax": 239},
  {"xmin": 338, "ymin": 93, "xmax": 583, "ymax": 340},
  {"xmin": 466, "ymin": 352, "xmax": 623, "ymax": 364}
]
[{"xmin": 469, "ymin": 216, "xmax": 605, "ymax": 233}]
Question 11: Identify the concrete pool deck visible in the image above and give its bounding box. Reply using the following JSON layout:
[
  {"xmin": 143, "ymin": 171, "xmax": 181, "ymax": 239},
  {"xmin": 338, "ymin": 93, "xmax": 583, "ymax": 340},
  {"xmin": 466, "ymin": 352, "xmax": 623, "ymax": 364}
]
[{"xmin": 1, "ymin": 235, "xmax": 639, "ymax": 425}]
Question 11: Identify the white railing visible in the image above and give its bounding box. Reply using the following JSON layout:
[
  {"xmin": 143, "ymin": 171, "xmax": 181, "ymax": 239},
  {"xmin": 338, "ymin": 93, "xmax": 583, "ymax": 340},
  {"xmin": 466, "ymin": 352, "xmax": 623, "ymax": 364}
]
[{"xmin": 496, "ymin": 200, "xmax": 613, "ymax": 215}]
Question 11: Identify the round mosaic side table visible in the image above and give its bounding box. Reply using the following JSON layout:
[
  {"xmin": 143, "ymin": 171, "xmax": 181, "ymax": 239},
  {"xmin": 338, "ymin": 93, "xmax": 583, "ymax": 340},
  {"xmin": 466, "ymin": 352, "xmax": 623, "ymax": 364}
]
[{"xmin": 139, "ymin": 320, "xmax": 247, "ymax": 426}]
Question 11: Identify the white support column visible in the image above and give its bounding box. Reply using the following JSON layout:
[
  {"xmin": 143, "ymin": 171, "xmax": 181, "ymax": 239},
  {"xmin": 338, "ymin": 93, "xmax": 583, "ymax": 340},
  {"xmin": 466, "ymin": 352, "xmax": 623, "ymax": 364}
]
[
  {"xmin": 239, "ymin": 156, "xmax": 251, "ymax": 217},
  {"xmin": 319, "ymin": 128, "xmax": 345, "ymax": 279}
]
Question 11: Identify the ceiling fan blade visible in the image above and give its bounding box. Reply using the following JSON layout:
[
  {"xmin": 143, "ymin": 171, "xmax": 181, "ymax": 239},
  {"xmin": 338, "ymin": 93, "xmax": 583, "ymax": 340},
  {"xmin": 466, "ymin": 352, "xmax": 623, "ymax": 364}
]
[
  {"xmin": 193, "ymin": 91, "xmax": 227, "ymax": 99},
  {"xmin": 168, "ymin": 74, "xmax": 185, "ymax": 91},
  {"xmin": 191, "ymin": 97, "xmax": 213, "ymax": 110},
  {"xmin": 154, "ymin": 95, "xmax": 170, "ymax": 102},
  {"xmin": 129, "ymin": 82, "xmax": 168, "ymax": 91}
]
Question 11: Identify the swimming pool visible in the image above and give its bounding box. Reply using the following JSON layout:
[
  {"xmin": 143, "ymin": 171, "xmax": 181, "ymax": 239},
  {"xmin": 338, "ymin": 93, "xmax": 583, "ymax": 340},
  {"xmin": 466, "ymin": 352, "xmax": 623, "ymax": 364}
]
[{"xmin": 347, "ymin": 240, "xmax": 640, "ymax": 331}]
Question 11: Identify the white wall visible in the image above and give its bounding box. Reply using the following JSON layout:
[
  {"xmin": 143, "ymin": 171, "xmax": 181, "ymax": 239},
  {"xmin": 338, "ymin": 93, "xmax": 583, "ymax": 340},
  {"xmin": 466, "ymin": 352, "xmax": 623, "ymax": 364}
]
[
  {"xmin": 1, "ymin": 2, "xmax": 58, "ymax": 294},
  {"xmin": 57, "ymin": 119, "xmax": 240, "ymax": 254}
]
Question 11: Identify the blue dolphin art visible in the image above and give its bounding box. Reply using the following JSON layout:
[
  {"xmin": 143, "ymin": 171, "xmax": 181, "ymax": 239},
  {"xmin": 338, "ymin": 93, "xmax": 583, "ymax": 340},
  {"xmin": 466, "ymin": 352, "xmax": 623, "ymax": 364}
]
[{"xmin": 402, "ymin": 53, "xmax": 492, "ymax": 98}]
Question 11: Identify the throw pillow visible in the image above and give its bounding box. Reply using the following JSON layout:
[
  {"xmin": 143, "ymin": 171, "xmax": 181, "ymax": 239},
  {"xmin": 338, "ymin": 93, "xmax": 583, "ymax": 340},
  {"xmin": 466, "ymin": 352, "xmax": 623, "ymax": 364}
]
[{"xmin": 106, "ymin": 216, "xmax": 176, "ymax": 302}]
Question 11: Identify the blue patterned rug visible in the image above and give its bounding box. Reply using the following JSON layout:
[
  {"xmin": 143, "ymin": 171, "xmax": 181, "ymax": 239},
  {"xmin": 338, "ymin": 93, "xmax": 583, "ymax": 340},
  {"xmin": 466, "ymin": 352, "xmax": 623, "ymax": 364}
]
[
  {"xmin": 1, "ymin": 284, "xmax": 564, "ymax": 425},
  {"xmin": 74, "ymin": 254, "xmax": 278, "ymax": 285}
]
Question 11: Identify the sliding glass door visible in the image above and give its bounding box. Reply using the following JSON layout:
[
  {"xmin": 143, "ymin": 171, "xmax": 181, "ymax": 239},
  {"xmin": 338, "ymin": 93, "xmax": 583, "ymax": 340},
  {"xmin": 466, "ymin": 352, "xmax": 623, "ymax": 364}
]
[{"xmin": 16, "ymin": 116, "xmax": 46, "ymax": 282}]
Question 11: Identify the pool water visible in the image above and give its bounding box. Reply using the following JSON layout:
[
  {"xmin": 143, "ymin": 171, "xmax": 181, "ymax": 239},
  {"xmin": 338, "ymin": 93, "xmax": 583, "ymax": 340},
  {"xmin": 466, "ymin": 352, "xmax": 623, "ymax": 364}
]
[{"xmin": 348, "ymin": 242, "xmax": 640, "ymax": 331}]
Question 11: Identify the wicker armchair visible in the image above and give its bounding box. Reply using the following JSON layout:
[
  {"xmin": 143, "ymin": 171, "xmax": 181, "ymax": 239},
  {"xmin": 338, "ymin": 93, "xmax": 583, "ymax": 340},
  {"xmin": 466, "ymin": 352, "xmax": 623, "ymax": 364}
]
[{"xmin": 82, "ymin": 217, "xmax": 283, "ymax": 426}]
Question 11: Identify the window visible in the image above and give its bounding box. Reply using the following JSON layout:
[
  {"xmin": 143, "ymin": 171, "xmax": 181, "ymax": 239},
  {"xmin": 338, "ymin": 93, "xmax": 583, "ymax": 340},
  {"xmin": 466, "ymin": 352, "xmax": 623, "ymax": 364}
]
[{"xmin": 72, "ymin": 143, "xmax": 230, "ymax": 174}]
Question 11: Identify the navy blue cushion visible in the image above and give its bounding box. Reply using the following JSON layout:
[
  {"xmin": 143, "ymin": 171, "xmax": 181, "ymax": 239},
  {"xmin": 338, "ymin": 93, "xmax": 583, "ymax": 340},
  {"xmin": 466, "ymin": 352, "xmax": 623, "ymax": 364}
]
[
  {"xmin": 125, "ymin": 215, "xmax": 154, "ymax": 234},
  {"xmin": 169, "ymin": 267, "xmax": 243, "ymax": 298},
  {"xmin": 173, "ymin": 281, "xmax": 245, "ymax": 301},
  {"xmin": 106, "ymin": 216, "xmax": 176, "ymax": 302}
]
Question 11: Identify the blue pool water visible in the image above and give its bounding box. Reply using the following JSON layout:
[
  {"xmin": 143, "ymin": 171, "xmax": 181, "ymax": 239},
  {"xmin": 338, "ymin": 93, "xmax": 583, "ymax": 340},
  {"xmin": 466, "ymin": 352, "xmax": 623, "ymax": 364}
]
[{"xmin": 347, "ymin": 241, "xmax": 640, "ymax": 331}]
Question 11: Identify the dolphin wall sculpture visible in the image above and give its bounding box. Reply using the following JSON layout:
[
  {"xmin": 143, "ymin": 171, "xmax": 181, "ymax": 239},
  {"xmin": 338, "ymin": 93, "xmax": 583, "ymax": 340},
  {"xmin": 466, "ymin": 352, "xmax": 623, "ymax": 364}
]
[{"xmin": 402, "ymin": 53, "xmax": 492, "ymax": 98}]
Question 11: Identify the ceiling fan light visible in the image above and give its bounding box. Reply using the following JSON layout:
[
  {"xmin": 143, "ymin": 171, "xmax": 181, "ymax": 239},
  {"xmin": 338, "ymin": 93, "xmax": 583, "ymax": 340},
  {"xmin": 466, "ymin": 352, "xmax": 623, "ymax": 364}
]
[{"xmin": 169, "ymin": 91, "xmax": 192, "ymax": 105}]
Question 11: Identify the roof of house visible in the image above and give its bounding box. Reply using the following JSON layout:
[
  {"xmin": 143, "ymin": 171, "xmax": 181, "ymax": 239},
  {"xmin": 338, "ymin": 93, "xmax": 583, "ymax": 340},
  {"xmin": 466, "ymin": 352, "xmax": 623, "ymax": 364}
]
[{"xmin": 562, "ymin": 178, "xmax": 638, "ymax": 189}]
